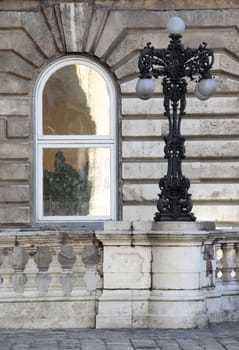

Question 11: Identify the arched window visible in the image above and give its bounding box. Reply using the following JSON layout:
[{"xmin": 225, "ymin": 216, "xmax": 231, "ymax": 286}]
[{"xmin": 34, "ymin": 56, "xmax": 117, "ymax": 223}]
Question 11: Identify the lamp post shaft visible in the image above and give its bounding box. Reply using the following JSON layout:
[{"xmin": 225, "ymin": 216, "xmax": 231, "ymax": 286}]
[{"xmin": 137, "ymin": 33, "xmax": 215, "ymax": 221}]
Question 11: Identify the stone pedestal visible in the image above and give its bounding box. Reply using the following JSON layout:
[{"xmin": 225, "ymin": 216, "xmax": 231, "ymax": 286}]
[{"xmin": 96, "ymin": 221, "xmax": 213, "ymax": 328}]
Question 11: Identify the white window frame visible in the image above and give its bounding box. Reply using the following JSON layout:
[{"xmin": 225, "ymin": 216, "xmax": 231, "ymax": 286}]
[{"xmin": 34, "ymin": 56, "xmax": 118, "ymax": 223}]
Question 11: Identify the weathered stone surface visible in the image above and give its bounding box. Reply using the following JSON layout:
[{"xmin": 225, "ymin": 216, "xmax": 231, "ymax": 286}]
[
  {"xmin": 58, "ymin": 245, "xmax": 76, "ymax": 270},
  {"xmin": 95, "ymin": 9, "xmax": 239, "ymax": 59},
  {"xmin": 0, "ymin": 52, "xmax": 35, "ymax": 79},
  {"xmin": 0, "ymin": 206, "xmax": 30, "ymax": 224},
  {"xmin": 0, "ymin": 119, "xmax": 5, "ymax": 139},
  {"xmin": 107, "ymin": 28, "xmax": 239, "ymax": 69},
  {"xmin": 122, "ymin": 204, "xmax": 239, "ymax": 223},
  {"xmin": 122, "ymin": 161, "xmax": 239, "ymax": 180},
  {"xmin": 0, "ymin": 300, "xmax": 95, "ymax": 328},
  {"xmin": 123, "ymin": 183, "xmax": 239, "ymax": 202},
  {"xmin": 12, "ymin": 247, "xmax": 29, "ymax": 271},
  {"xmin": 85, "ymin": 7, "xmax": 109, "ymax": 53},
  {"xmin": 0, "ymin": 143, "xmax": 29, "ymax": 159},
  {"xmin": 0, "ymin": 74, "xmax": 30, "ymax": 95},
  {"xmin": 60, "ymin": 3, "xmax": 93, "ymax": 52},
  {"xmin": 122, "ymin": 140, "xmax": 239, "ymax": 159},
  {"xmin": 34, "ymin": 246, "xmax": 52, "ymax": 272},
  {"xmin": 0, "ymin": 30, "xmax": 44, "ymax": 67},
  {"xmin": 122, "ymin": 96, "xmax": 239, "ymax": 115},
  {"xmin": 0, "ymin": 163, "xmax": 30, "ymax": 180},
  {"xmin": 43, "ymin": 5, "xmax": 65, "ymax": 52},
  {"xmin": 0, "ymin": 97, "xmax": 30, "ymax": 116},
  {"xmin": 7, "ymin": 119, "xmax": 30, "ymax": 138},
  {"xmin": 121, "ymin": 73, "xmax": 239, "ymax": 94},
  {"xmin": 104, "ymin": 246, "xmax": 151, "ymax": 289},
  {"xmin": 0, "ymin": 185, "xmax": 30, "ymax": 202},
  {"xmin": 122, "ymin": 118, "xmax": 239, "ymax": 137},
  {"xmin": 21, "ymin": 11, "xmax": 57, "ymax": 58}
]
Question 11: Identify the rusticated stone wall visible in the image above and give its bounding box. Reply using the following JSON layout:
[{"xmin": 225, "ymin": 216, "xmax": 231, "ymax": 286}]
[{"xmin": 0, "ymin": 1, "xmax": 238, "ymax": 226}]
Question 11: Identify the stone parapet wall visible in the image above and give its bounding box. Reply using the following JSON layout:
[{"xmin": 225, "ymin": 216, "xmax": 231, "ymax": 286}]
[{"xmin": 0, "ymin": 223, "xmax": 239, "ymax": 329}]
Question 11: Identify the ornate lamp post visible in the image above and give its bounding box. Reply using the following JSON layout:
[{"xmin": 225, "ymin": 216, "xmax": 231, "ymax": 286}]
[{"xmin": 136, "ymin": 17, "xmax": 216, "ymax": 222}]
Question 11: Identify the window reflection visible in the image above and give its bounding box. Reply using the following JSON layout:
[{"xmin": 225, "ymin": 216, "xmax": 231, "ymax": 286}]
[
  {"xmin": 43, "ymin": 64, "xmax": 110, "ymax": 135},
  {"xmin": 43, "ymin": 148, "xmax": 111, "ymax": 216}
]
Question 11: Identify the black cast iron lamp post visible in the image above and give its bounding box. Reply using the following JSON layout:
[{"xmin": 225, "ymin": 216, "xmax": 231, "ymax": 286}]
[{"xmin": 136, "ymin": 16, "xmax": 216, "ymax": 221}]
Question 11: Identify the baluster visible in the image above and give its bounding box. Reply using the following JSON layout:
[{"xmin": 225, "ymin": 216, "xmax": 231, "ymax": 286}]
[
  {"xmin": 34, "ymin": 246, "xmax": 52, "ymax": 295},
  {"xmin": 0, "ymin": 248, "xmax": 14, "ymax": 294},
  {"xmin": 221, "ymin": 243, "xmax": 236, "ymax": 287},
  {"xmin": 11, "ymin": 246, "xmax": 29, "ymax": 294},
  {"xmin": 215, "ymin": 243, "xmax": 223, "ymax": 287},
  {"xmin": 58, "ymin": 245, "xmax": 76, "ymax": 296},
  {"xmin": 234, "ymin": 243, "xmax": 239, "ymax": 285}
]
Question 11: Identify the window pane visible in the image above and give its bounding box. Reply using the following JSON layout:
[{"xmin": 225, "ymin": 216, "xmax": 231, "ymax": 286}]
[
  {"xmin": 43, "ymin": 64, "xmax": 110, "ymax": 135},
  {"xmin": 43, "ymin": 148, "xmax": 111, "ymax": 216}
]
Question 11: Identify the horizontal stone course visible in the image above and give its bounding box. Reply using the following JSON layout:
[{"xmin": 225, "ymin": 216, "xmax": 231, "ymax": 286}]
[
  {"xmin": 122, "ymin": 162, "xmax": 239, "ymax": 180},
  {"xmin": 122, "ymin": 118, "xmax": 239, "ymax": 137},
  {"xmin": 122, "ymin": 96, "xmax": 239, "ymax": 116},
  {"xmin": 0, "ymin": 143, "xmax": 29, "ymax": 159},
  {"xmin": 122, "ymin": 205, "xmax": 239, "ymax": 223},
  {"xmin": 0, "ymin": 206, "xmax": 30, "ymax": 224},
  {"xmin": 122, "ymin": 140, "xmax": 239, "ymax": 159},
  {"xmin": 0, "ymin": 185, "xmax": 30, "ymax": 202},
  {"xmin": 123, "ymin": 183, "xmax": 239, "ymax": 202},
  {"xmin": 0, "ymin": 163, "xmax": 30, "ymax": 180}
]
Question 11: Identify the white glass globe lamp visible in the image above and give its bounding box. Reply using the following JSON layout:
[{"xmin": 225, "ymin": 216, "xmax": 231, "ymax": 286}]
[
  {"xmin": 136, "ymin": 78, "xmax": 155, "ymax": 100},
  {"xmin": 167, "ymin": 17, "xmax": 185, "ymax": 35},
  {"xmin": 198, "ymin": 78, "xmax": 217, "ymax": 97},
  {"xmin": 195, "ymin": 85, "xmax": 210, "ymax": 101}
]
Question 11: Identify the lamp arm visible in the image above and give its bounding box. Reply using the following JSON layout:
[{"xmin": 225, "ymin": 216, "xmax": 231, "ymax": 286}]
[
  {"xmin": 138, "ymin": 42, "xmax": 167, "ymax": 78},
  {"xmin": 183, "ymin": 43, "xmax": 215, "ymax": 80}
]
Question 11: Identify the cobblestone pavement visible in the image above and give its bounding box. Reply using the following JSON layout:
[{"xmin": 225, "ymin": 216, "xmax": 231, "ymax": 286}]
[{"xmin": 0, "ymin": 322, "xmax": 239, "ymax": 350}]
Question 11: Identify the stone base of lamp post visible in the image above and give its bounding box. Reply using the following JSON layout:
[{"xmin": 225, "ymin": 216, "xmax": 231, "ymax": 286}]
[{"xmin": 96, "ymin": 221, "xmax": 215, "ymax": 329}]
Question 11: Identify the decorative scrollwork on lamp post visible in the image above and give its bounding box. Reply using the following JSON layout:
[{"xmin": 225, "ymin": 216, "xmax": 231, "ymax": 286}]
[{"xmin": 136, "ymin": 17, "xmax": 217, "ymax": 222}]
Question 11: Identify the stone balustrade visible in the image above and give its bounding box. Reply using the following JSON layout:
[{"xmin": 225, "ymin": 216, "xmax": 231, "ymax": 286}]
[
  {"xmin": 0, "ymin": 224, "xmax": 239, "ymax": 329},
  {"xmin": 0, "ymin": 229, "xmax": 102, "ymax": 328}
]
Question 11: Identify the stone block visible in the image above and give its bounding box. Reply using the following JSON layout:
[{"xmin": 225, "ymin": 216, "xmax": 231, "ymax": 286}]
[
  {"xmin": 152, "ymin": 245, "xmax": 201, "ymax": 289},
  {"xmin": 103, "ymin": 246, "xmax": 151, "ymax": 289},
  {"xmin": 122, "ymin": 203, "xmax": 239, "ymax": 224},
  {"xmin": 7, "ymin": 119, "xmax": 30, "ymax": 138},
  {"xmin": 0, "ymin": 163, "xmax": 30, "ymax": 180},
  {"xmin": 193, "ymin": 205, "xmax": 239, "ymax": 223},
  {"xmin": 0, "ymin": 74, "xmax": 30, "ymax": 95},
  {"xmin": 122, "ymin": 161, "xmax": 239, "ymax": 180},
  {"xmin": 0, "ymin": 119, "xmax": 5, "ymax": 139},
  {"xmin": 122, "ymin": 141, "xmax": 164, "ymax": 158},
  {"xmin": 0, "ymin": 300, "xmax": 96, "ymax": 328},
  {"xmin": 122, "ymin": 96, "xmax": 239, "ymax": 116},
  {"xmin": 148, "ymin": 291, "xmax": 208, "ymax": 328},
  {"xmin": 43, "ymin": 6, "xmax": 65, "ymax": 52},
  {"xmin": 0, "ymin": 206, "xmax": 30, "ymax": 224},
  {"xmin": 0, "ymin": 185, "xmax": 30, "ymax": 202},
  {"xmin": 122, "ymin": 140, "xmax": 239, "ymax": 159},
  {"xmin": 0, "ymin": 97, "xmax": 30, "ymax": 116},
  {"xmin": 85, "ymin": 7, "xmax": 109, "ymax": 53},
  {"xmin": 0, "ymin": 52, "xmax": 34, "ymax": 79},
  {"xmin": 60, "ymin": 3, "xmax": 93, "ymax": 52},
  {"xmin": 122, "ymin": 183, "xmax": 239, "ymax": 202},
  {"xmin": 21, "ymin": 11, "xmax": 57, "ymax": 58},
  {"xmin": 0, "ymin": 30, "xmax": 44, "ymax": 67},
  {"xmin": 122, "ymin": 119, "xmax": 163, "ymax": 137},
  {"xmin": 122, "ymin": 205, "xmax": 156, "ymax": 222},
  {"xmin": 0, "ymin": 143, "xmax": 29, "ymax": 159},
  {"xmin": 97, "ymin": 290, "xmax": 150, "ymax": 328}
]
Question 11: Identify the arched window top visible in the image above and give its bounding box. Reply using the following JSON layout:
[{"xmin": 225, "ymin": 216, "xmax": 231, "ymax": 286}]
[
  {"xmin": 34, "ymin": 56, "xmax": 117, "ymax": 223},
  {"xmin": 35, "ymin": 56, "xmax": 117, "ymax": 140}
]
